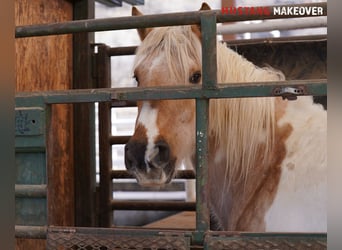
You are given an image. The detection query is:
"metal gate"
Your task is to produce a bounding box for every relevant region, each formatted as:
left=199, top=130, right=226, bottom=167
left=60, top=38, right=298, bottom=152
left=15, top=2, right=327, bottom=249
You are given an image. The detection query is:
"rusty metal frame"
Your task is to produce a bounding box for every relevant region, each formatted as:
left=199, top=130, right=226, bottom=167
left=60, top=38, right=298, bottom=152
left=15, top=2, right=327, bottom=249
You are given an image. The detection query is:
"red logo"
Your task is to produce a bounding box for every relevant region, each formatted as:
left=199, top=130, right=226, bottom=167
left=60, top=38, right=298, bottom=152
left=221, top=6, right=271, bottom=16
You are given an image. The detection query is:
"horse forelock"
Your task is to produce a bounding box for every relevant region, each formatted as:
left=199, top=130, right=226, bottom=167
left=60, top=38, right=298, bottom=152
left=133, top=26, right=202, bottom=85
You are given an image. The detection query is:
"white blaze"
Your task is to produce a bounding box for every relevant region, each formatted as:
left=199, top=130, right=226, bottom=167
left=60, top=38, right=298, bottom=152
left=136, top=101, right=159, bottom=168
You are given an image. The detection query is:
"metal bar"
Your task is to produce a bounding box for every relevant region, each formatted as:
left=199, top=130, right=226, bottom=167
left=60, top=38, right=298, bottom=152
left=73, top=0, right=97, bottom=228
left=193, top=12, right=216, bottom=242
left=109, top=135, right=130, bottom=145
left=111, top=170, right=195, bottom=179
left=15, top=80, right=327, bottom=104
left=96, top=44, right=113, bottom=227
left=217, top=16, right=327, bottom=35
left=225, top=34, right=326, bottom=46
left=103, top=36, right=327, bottom=60
left=111, top=100, right=137, bottom=107
left=15, top=184, right=47, bottom=198
left=111, top=201, right=196, bottom=211
left=113, top=182, right=185, bottom=192
left=195, top=99, right=210, bottom=239
left=102, top=35, right=327, bottom=59
left=107, top=46, right=136, bottom=56
left=15, top=225, right=47, bottom=239
left=201, top=12, right=217, bottom=89
left=122, top=0, right=144, bottom=5
left=15, top=3, right=326, bottom=38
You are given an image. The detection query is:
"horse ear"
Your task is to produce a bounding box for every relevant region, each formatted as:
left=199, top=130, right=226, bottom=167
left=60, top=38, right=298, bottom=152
left=132, top=6, right=152, bottom=41
left=200, top=2, right=211, bottom=11
left=191, top=2, right=212, bottom=39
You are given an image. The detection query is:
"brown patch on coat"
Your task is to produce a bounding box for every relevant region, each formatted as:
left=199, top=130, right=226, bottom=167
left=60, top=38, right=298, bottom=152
left=275, top=97, right=288, bottom=121
left=233, top=121, right=293, bottom=231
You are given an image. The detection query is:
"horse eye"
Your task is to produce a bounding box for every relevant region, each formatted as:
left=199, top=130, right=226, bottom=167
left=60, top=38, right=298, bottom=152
left=189, top=72, right=201, bottom=84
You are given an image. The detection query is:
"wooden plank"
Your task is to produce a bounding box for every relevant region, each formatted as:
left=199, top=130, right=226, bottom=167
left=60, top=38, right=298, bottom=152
left=15, top=0, right=73, bottom=249
left=144, top=211, right=196, bottom=230
left=15, top=239, right=45, bottom=250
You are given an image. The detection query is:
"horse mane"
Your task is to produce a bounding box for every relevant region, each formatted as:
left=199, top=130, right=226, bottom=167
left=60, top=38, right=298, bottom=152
left=211, top=42, right=285, bottom=187
left=134, top=25, right=285, bottom=188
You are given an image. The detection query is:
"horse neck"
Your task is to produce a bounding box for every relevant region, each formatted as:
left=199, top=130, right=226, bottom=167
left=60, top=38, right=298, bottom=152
left=209, top=43, right=284, bottom=188
left=207, top=44, right=288, bottom=230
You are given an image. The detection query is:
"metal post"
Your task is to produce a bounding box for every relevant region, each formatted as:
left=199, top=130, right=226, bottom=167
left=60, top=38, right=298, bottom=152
left=194, top=12, right=217, bottom=244
left=97, top=44, right=113, bottom=227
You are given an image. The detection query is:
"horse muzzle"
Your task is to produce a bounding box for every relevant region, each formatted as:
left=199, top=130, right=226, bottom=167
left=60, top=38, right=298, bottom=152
left=124, top=139, right=176, bottom=186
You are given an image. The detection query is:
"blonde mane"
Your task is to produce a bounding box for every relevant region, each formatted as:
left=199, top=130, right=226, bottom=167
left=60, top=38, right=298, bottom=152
left=211, top=42, right=285, bottom=187
left=134, top=26, right=285, bottom=187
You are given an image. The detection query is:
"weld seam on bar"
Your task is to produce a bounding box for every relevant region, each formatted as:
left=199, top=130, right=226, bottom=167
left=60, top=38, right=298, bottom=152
left=15, top=225, right=47, bottom=239
left=15, top=184, right=47, bottom=198
left=15, top=3, right=326, bottom=38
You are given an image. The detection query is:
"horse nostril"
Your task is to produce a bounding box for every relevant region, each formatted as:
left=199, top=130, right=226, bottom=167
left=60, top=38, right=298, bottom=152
left=155, top=141, right=170, bottom=165
left=124, top=144, right=134, bottom=170
left=124, top=141, right=147, bottom=171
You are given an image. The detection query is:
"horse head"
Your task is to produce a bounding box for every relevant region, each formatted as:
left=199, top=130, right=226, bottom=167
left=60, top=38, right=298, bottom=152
left=124, top=3, right=210, bottom=187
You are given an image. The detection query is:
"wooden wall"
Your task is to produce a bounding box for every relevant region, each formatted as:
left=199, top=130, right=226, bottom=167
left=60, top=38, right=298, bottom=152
left=15, top=0, right=74, bottom=249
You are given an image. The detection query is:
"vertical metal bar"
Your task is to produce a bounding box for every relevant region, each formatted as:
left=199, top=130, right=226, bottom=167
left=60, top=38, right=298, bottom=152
left=73, top=0, right=96, bottom=227
left=194, top=12, right=217, bottom=244
left=97, top=44, right=113, bottom=227
left=201, top=12, right=217, bottom=89
left=195, top=98, right=210, bottom=233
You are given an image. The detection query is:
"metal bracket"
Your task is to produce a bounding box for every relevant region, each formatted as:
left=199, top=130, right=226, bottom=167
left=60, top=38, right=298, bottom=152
left=273, top=86, right=305, bottom=100
left=15, top=107, right=45, bottom=136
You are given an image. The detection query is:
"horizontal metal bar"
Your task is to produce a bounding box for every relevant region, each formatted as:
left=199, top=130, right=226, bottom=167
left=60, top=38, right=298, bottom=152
left=218, top=16, right=327, bottom=35
left=111, top=170, right=195, bottom=179
left=107, top=46, right=136, bottom=56
left=225, top=34, right=326, bottom=46
left=104, top=36, right=327, bottom=59
left=15, top=80, right=327, bottom=104
left=48, top=226, right=190, bottom=239
left=113, top=182, right=185, bottom=192
left=15, top=3, right=326, bottom=38
left=109, top=135, right=130, bottom=145
left=16, top=89, right=112, bottom=104
left=111, top=100, right=136, bottom=107
left=15, top=184, right=47, bottom=198
left=111, top=201, right=196, bottom=211
left=15, top=225, right=47, bottom=239
left=113, top=80, right=327, bottom=101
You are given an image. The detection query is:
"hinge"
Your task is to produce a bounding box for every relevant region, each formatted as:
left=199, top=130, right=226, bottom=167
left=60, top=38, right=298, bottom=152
left=273, top=86, right=305, bottom=100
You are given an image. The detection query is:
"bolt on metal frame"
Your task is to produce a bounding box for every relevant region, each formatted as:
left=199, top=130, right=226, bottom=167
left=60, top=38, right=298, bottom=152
left=15, top=2, right=327, bottom=248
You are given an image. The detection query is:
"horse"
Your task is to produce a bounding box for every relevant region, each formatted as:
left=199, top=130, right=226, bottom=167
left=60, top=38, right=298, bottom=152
left=124, top=3, right=327, bottom=232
